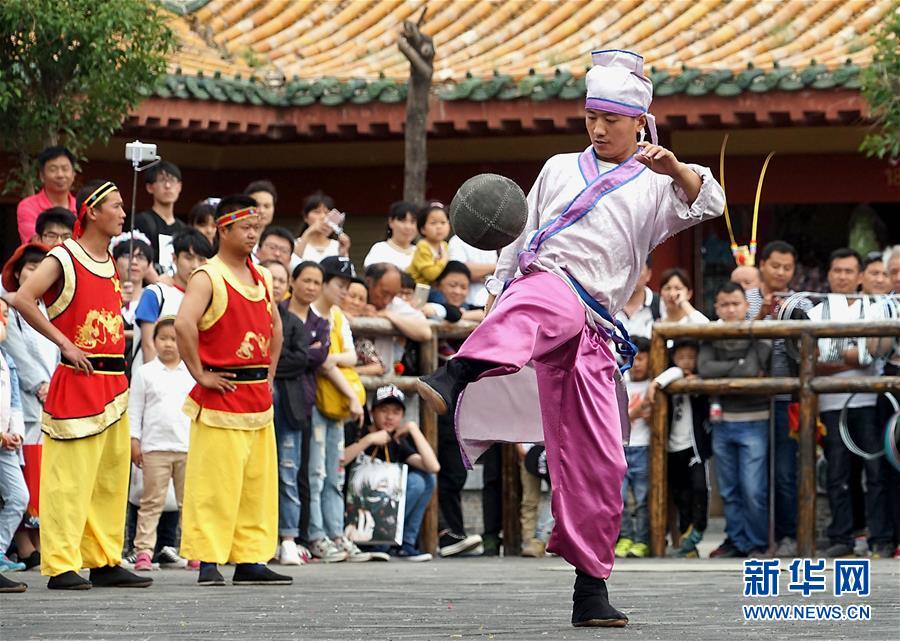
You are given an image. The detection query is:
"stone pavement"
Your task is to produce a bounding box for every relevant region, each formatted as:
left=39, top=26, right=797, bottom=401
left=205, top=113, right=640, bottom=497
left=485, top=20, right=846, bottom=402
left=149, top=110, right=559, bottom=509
left=3, top=557, right=897, bottom=641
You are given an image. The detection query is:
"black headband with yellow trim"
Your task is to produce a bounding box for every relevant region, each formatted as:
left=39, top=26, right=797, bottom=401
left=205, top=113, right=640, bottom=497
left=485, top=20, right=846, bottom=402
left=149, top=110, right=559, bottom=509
left=74, top=181, right=119, bottom=239
left=80, top=181, right=118, bottom=216
left=216, top=206, right=258, bottom=228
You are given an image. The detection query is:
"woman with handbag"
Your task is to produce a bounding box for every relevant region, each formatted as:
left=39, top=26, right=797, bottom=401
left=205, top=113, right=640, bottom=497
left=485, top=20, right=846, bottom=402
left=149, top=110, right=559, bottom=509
left=308, top=256, right=368, bottom=563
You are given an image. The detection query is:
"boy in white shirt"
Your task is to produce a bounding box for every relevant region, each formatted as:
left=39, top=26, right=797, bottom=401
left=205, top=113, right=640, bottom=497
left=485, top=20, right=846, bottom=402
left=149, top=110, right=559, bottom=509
left=135, top=229, right=212, bottom=365
left=129, top=317, right=196, bottom=571
left=615, top=337, right=652, bottom=559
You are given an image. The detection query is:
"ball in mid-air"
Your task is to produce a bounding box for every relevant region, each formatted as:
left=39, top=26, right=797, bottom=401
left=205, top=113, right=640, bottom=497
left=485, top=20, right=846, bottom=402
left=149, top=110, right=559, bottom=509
left=449, top=173, right=528, bottom=251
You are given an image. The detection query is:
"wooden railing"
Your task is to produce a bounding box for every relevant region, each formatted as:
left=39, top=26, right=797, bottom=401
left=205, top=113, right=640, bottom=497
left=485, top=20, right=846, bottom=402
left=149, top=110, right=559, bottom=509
left=648, top=320, right=900, bottom=558
left=351, top=317, right=528, bottom=556
left=351, top=315, right=900, bottom=559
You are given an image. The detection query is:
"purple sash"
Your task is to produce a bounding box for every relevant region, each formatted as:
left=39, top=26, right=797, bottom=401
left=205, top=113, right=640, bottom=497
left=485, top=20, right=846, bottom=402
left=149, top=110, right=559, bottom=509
left=518, top=147, right=645, bottom=273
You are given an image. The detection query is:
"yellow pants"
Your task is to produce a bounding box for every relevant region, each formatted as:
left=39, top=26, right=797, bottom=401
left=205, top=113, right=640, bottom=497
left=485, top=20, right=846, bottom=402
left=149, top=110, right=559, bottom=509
left=180, top=420, right=277, bottom=564
left=40, top=415, right=130, bottom=576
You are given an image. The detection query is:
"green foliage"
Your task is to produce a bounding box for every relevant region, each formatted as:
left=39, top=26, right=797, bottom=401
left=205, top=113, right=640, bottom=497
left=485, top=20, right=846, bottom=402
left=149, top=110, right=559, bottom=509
left=859, top=8, right=899, bottom=161
left=0, top=0, right=175, bottom=195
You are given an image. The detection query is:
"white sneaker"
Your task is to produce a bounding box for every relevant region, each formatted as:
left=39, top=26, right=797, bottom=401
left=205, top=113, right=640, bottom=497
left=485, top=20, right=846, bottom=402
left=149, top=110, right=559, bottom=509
left=775, top=537, right=797, bottom=558
left=296, top=543, right=312, bottom=563
left=309, top=538, right=348, bottom=563
left=337, top=537, right=372, bottom=562
left=157, top=546, right=188, bottom=569
left=279, top=540, right=304, bottom=566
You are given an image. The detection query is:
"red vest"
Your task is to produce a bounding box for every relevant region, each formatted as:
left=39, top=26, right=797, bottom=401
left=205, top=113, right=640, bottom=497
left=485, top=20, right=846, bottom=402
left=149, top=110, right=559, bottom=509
left=41, top=239, right=128, bottom=439
left=183, top=257, right=274, bottom=429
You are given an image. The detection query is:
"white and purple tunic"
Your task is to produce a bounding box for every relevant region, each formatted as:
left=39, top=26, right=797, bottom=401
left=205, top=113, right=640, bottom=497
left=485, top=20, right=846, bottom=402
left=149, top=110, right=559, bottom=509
left=455, top=147, right=724, bottom=578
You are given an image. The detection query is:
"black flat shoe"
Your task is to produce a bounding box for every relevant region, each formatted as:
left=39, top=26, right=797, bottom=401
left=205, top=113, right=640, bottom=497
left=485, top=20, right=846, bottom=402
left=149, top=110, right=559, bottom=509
left=571, top=571, right=628, bottom=628
left=47, top=570, right=91, bottom=591
left=22, top=550, right=41, bottom=570
left=417, top=370, right=455, bottom=415
left=198, top=563, right=225, bottom=586
left=0, top=572, right=28, bottom=593
left=89, top=565, right=153, bottom=588
left=232, top=564, right=292, bottom=585
left=417, top=358, right=493, bottom=416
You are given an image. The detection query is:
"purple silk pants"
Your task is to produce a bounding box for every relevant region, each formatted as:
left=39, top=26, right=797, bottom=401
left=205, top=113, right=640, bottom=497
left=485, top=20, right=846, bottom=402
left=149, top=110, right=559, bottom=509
left=455, top=271, right=626, bottom=578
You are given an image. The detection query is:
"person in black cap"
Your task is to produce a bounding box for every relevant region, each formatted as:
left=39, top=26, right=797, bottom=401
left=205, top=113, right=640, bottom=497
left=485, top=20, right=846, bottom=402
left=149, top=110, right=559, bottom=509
left=343, top=385, right=440, bottom=562
left=308, top=255, right=366, bottom=563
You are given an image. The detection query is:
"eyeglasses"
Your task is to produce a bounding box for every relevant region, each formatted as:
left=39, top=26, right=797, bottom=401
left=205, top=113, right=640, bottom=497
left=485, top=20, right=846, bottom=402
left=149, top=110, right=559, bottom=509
left=261, top=241, right=290, bottom=255
left=153, top=175, right=181, bottom=186
left=41, top=231, right=72, bottom=243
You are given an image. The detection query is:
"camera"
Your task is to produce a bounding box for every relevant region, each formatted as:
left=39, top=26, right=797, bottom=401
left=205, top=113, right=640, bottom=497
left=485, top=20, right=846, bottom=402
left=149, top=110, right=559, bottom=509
left=125, top=141, right=159, bottom=163
left=325, top=209, right=346, bottom=240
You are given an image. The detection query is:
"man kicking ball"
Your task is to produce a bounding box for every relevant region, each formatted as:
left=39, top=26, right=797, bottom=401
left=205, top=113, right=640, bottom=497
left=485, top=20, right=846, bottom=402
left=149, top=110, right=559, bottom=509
left=418, top=49, right=725, bottom=627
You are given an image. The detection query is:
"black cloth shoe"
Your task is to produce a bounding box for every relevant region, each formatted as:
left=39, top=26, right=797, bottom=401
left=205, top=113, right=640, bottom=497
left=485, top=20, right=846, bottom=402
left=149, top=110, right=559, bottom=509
left=198, top=563, right=225, bottom=586
left=232, top=563, right=292, bottom=585
left=481, top=533, right=501, bottom=557
left=710, top=540, right=746, bottom=558
left=23, top=550, right=41, bottom=570
left=571, top=571, right=628, bottom=628
left=0, top=572, right=28, bottom=593
left=825, top=542, right=854, bottom=558
left=47, top=570, right=91, bottom=591
left=417, top=358, right=494, bottom=416
left=89, top=565, right=153, bottom=588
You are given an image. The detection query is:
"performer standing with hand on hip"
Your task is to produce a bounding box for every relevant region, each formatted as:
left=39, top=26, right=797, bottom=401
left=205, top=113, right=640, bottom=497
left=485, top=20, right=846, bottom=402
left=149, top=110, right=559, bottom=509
left=14, top=179, right=151, bottom=590
left=175, top=195, right=290, bottom=586
left=418, top=49, right=725, bottom=627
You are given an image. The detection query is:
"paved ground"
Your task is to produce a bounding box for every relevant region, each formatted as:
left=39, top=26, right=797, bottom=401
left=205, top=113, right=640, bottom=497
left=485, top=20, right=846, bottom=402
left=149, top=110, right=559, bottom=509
left=3, top=556, right=897, bottom=641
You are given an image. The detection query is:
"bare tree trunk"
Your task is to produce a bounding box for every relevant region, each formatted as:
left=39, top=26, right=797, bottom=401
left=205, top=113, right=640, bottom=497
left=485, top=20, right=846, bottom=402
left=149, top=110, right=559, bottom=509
left=18, top=150, right=35, bottom=196
left=398, top=7, right=434, bottom=204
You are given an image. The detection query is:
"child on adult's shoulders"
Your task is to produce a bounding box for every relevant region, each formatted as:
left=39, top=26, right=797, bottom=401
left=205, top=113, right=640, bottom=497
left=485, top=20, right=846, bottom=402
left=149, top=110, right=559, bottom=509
left=342, top=385, right=439, bottom=562
left=408, top=202, right=450, bottom=286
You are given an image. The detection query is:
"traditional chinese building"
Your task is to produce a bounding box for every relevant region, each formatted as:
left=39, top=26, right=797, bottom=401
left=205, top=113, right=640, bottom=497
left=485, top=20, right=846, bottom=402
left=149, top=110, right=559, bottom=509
left=4, top=0, right=897, bottom=301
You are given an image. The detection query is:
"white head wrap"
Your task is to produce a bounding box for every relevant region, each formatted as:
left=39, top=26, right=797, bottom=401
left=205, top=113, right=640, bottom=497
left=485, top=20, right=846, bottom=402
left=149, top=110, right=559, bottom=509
left=585, top=49, right=657, bottom=144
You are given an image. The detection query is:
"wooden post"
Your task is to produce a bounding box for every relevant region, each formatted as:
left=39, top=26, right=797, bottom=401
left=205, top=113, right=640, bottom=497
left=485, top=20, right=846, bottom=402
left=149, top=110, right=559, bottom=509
left=418, top=333, right=439, bottom=555
left=796, top=331, right=818, bottom=558
left=648, top=331, right=669, bottom=557
left=501, top=444, right=522, bottom=556
left=398, top=7, right=434, bottom=204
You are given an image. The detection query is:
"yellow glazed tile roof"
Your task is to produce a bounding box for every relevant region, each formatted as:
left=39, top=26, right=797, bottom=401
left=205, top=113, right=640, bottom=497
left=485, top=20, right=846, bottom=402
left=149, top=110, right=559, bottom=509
left=162, top=0, right=891, bottom=81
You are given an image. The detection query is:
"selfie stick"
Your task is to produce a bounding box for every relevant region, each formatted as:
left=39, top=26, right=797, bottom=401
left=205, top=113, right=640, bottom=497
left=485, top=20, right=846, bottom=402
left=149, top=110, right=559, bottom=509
left=124, top=142, right=161, bottom=277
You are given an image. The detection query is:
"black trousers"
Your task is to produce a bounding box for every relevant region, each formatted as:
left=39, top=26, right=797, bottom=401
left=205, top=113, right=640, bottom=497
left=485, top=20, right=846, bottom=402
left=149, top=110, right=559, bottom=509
left=877, top=363, right=900, bottom=545
left=668, top=448, right=708, bottom=534
left=297, top=422, right=313, bottom=541
left=437, top=414, right=468, bottom=535
left=821, top=407, right=891, bottom=546
left=480, top=444, right=503, bottom=537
